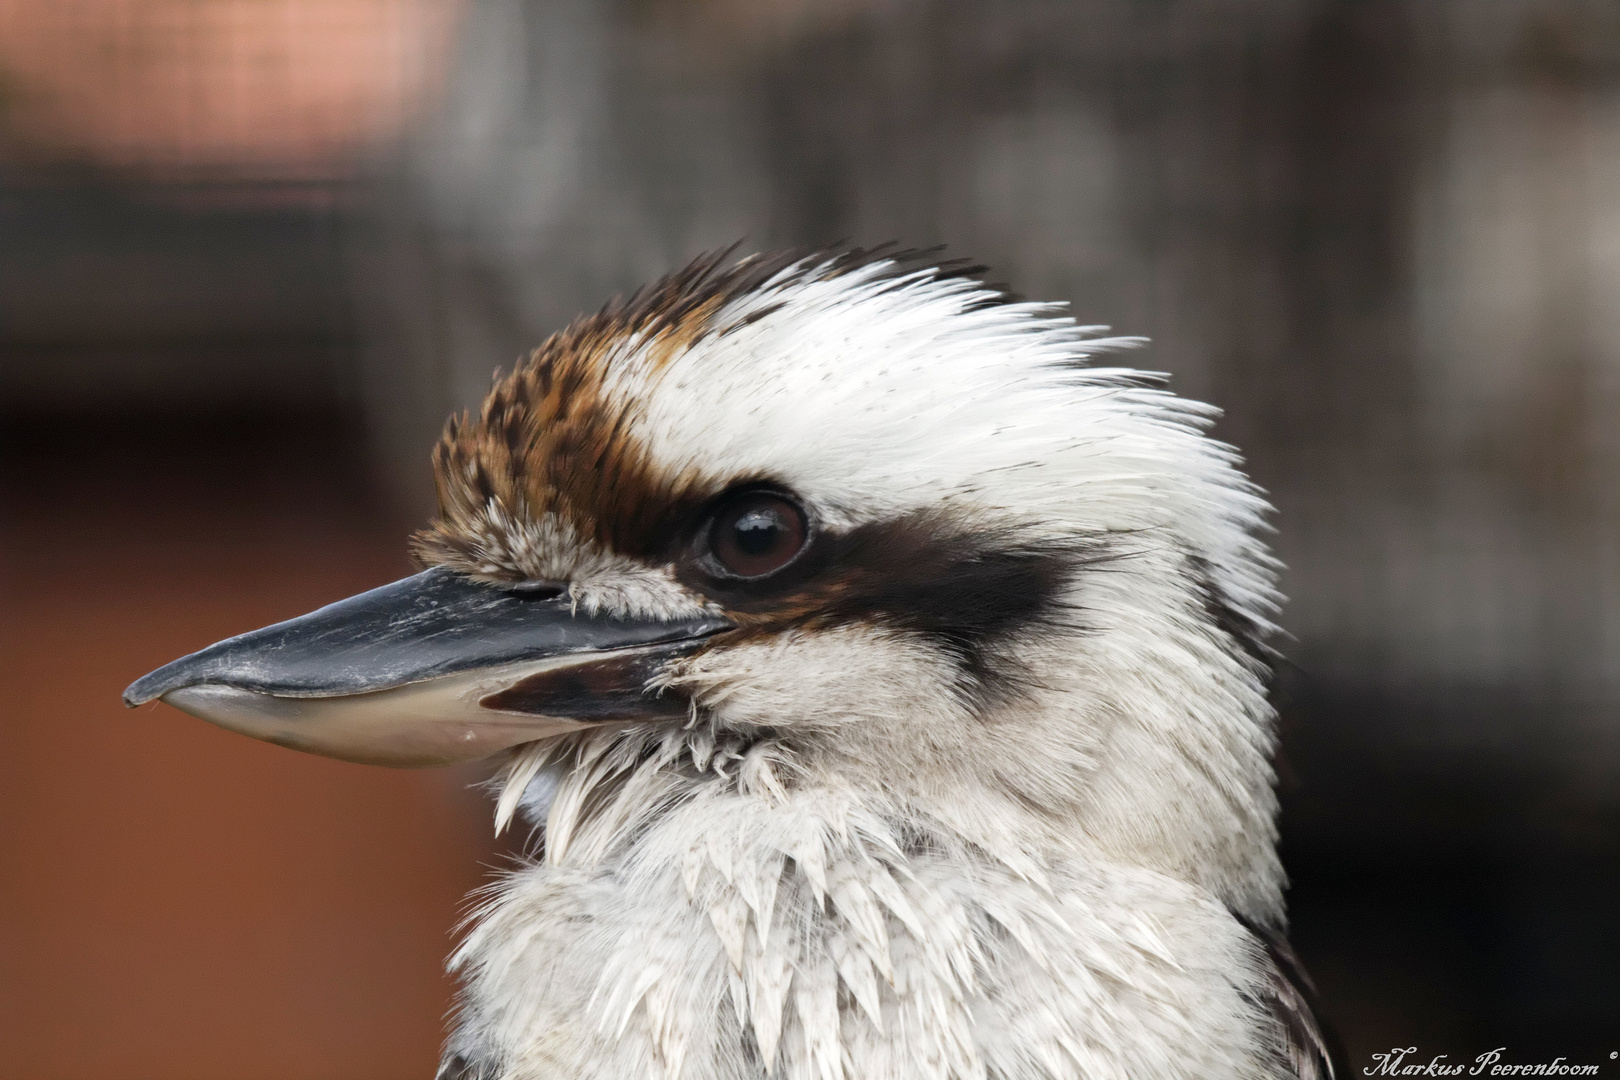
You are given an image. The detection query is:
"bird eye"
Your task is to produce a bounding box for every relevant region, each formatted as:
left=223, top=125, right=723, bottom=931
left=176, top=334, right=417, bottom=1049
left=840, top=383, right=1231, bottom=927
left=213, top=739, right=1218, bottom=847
left=708, top=492, right=809, bottom=578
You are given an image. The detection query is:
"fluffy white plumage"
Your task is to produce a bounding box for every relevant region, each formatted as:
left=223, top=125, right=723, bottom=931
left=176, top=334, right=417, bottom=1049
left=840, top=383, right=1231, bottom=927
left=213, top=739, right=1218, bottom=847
left=432, top=252, right=1318, bottom=1080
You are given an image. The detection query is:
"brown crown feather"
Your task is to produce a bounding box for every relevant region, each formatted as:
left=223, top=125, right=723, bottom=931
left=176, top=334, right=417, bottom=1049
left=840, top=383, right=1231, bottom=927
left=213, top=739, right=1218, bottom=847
left=411, top=245, right=993, bottom=577
left=412, top=248, right=802, bottom=574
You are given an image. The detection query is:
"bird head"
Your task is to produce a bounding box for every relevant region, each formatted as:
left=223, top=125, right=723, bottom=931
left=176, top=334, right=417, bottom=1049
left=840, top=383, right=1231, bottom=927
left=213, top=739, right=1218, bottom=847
left=126, top=248, right=1281, bottom=909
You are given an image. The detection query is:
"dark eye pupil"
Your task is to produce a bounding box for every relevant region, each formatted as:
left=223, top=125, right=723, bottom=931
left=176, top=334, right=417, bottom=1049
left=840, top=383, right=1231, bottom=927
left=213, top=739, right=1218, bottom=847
left=708, top=492, right=808, bottom=578
left=733, top=510, right=784, bottom=555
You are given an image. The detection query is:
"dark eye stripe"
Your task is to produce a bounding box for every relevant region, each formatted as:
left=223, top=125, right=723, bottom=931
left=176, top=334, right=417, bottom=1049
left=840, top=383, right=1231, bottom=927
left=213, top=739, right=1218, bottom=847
left=685, top=508, right=1130, bottom=711
left=805, top=519, right=1105, bottom=683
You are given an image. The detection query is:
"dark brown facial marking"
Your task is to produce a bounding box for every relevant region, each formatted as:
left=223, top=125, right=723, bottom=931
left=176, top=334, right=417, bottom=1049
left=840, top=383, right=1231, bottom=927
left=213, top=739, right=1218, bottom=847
left=678, top=507, right=1129, bottom=710
left=1185, top=552, right=1274, bottom=671
left=480, top=643, right=698, bottom=721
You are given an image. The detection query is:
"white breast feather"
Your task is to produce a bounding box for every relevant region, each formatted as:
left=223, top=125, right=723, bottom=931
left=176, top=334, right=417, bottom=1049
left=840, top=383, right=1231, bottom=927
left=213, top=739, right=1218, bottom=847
left=452, top=727, right=1284, bottom=1080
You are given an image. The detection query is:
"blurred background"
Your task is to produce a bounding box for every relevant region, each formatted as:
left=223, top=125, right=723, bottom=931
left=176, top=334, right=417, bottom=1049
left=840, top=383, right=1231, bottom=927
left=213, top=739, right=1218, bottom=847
left=2, top=0, right=1617, bottom=1076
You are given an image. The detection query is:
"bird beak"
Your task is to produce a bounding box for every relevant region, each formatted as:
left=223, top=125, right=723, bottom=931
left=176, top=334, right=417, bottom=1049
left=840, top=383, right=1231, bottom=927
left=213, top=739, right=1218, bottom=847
left=123, top=566, right=732, bottom=767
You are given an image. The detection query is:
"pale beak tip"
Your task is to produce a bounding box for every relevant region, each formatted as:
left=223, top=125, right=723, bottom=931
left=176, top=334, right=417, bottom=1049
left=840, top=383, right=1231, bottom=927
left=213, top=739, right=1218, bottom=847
left=122, top=679, right=159, bottom=709
left=123, top=664, right=189, bottom=709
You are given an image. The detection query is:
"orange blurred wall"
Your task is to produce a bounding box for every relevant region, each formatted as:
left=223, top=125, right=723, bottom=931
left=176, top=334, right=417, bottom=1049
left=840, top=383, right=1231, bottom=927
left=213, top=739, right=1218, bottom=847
left=0, top=0, right=464, bottom=180
left=0, top=421, right=503, bottom=1080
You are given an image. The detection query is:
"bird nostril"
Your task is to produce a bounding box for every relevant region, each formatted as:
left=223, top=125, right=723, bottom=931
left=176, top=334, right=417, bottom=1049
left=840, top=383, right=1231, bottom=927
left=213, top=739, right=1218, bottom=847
left=506, top=581, right=567, bottom=602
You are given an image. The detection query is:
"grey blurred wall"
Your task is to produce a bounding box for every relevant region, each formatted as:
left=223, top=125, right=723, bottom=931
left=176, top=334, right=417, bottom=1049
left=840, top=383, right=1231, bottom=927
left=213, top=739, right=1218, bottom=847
left=364, top=0, right=1620, bottom=729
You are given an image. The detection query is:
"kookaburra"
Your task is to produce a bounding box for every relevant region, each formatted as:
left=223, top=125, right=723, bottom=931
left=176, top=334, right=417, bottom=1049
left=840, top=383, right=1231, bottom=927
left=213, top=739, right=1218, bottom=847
left=127, top=249, right=1336, bottom=1080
